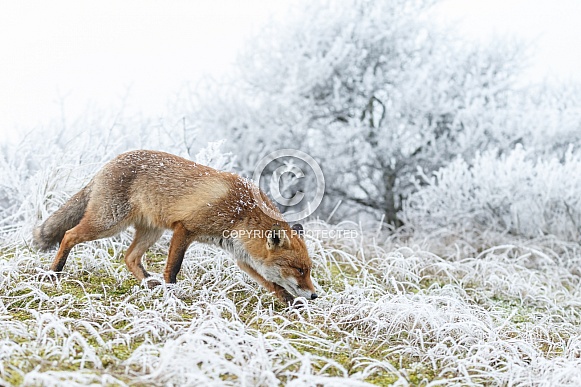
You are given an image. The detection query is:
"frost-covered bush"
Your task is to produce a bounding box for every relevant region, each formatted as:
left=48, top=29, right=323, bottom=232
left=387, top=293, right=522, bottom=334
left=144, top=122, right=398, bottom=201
left=191, top=0, right=531, bottom=225
left=0, top=134, right=109, bottom=236
left=524, top=83, right=581, bottom=155
left=402, top=146, right=581, bottom=240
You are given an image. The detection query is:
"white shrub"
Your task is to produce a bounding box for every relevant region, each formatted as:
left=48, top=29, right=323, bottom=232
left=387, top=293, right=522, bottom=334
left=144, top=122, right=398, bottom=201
left=402, top=146, right=581, bottom=240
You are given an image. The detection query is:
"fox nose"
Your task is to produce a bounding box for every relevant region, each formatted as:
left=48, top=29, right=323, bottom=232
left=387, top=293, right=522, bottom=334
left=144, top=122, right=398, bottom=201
left=310, top=293, right=318, bottom=300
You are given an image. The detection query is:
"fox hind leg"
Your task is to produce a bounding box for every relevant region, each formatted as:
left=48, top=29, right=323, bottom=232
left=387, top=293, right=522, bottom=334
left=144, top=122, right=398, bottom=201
left=50, top=216, right=114, bottom=273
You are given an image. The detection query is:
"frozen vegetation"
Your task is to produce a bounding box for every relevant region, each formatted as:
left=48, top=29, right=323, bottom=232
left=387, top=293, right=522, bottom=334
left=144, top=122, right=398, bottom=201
left=2, top=201, right=581, bottom=385
left=2, top=0, right=581, bottom=385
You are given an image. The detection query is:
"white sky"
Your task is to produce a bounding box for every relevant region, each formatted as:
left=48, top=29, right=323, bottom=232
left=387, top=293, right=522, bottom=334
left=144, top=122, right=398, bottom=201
left=434, top=0, right=581, bottom=82
left=1, top=0, right=580, bottom=144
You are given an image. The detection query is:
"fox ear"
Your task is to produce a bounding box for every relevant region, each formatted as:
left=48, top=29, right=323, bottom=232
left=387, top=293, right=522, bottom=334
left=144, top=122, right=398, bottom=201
left=267, top=224, right=290, bottom=250
left=291, top=223, right=304, bottom=239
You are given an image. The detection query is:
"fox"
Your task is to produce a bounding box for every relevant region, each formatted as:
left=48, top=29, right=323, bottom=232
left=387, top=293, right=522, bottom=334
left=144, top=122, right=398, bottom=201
left=33, top=150, right=317, bottom=305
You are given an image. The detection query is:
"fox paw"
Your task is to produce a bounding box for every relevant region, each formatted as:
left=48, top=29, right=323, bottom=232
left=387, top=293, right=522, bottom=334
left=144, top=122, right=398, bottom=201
left=143, top=277, right=162, bottom=289
left=280, top=290, right=305, bottom=309
left=291, top=298, right=307, bottom=309
left=42, top=271, right=62, bottom=283
left=281, top=292, right=295, bottom=305
left=273, top=283, right=306, bottom=308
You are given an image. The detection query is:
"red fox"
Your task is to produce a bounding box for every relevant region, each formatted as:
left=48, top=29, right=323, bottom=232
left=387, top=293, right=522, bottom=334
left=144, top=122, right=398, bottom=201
left=33, top=150, right=317, bottom=304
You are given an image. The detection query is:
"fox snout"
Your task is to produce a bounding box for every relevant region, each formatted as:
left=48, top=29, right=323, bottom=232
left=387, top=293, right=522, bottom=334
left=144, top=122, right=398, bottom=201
left=280, top=274, right=318, bottom=301
left=285, top=284, right=317, bottom=301
left=297, top=287, right=318, bottom=300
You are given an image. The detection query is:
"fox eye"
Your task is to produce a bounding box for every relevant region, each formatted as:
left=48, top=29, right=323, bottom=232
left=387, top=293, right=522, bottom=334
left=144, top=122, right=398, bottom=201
left=296, top=268, right=305, bottom=276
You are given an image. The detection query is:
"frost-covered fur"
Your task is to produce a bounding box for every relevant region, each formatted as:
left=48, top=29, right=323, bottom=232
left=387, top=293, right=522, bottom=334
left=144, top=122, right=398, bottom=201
left=33, top=183, right=93, bottom=251
left=33, top=150, right=316, bottom=304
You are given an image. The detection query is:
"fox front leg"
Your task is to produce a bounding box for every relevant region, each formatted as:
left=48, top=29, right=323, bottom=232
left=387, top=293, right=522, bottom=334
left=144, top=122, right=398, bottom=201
left=237, top=260, right=295, bottom=305
left=164, top=222, right=195, bottom=284
left=272, top=283, right=295, bottom=304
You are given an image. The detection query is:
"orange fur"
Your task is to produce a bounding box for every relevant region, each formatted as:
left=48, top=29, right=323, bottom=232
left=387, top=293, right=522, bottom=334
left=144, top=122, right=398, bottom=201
left=34, top=150, right=317, bottom=304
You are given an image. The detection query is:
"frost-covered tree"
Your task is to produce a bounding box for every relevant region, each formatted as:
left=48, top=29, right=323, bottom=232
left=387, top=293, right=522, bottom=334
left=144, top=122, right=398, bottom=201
left=521, top=83, right=581, bottom=156
left=193, top=0, right=527, bottom=225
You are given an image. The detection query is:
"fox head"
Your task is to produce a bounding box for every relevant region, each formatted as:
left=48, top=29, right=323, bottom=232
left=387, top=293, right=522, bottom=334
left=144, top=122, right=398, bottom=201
left=245, top=223, right=317, bottom=300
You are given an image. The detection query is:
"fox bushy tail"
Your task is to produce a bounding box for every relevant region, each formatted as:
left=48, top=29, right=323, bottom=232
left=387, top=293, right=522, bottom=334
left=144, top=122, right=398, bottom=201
left=33, top=184, right=92, bottom=251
